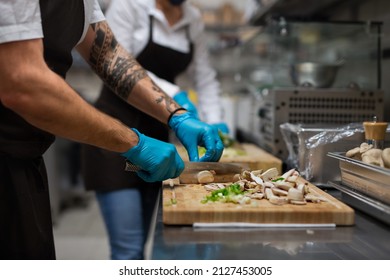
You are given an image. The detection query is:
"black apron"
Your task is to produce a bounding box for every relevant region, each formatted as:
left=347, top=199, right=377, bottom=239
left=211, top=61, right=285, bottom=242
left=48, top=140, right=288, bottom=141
left=0, top=0, right=85, bottom=259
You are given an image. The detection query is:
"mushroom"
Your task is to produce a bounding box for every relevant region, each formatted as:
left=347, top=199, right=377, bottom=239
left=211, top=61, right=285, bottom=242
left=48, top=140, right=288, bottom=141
left=359, top=142, right=373, bottom=153
left=272, top=187, right=288, bottom=196
left=204, top=183, right=225, bottom=191
left=249, top=172, right=264, bottom=184
left=382, top=148, right=390, bottom=168
left=280, top=168, right=296, bottom=180
left=265, top=188, right=288, bottom=205
left=305, top=194, right=322, bottom=203
left=274, top=181, right=295, bottom=191
left=260, top=168, right=279, bottom=182
left=296, top=183, right=309, bottom=195
left=361, top=148, right=384, bottom=167
left=249, top=193, right=265, bottom=200
left=287, top=187, right=304, bottom=201
left=197, top=170, right=215, bottom=184
left=346, top=147, right=361, bottom=159
left=290, top=200, right=307, bottom=205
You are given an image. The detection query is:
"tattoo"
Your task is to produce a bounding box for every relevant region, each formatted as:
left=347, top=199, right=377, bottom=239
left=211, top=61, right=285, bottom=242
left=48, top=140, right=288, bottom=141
left=151, top=80, right=178, bottom=113
left=89, top=22, right=147, bottom=99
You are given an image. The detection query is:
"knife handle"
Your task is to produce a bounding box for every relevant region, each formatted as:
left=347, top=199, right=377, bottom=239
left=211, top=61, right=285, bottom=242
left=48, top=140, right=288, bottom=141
left=124, top=160, right=141, bottom=172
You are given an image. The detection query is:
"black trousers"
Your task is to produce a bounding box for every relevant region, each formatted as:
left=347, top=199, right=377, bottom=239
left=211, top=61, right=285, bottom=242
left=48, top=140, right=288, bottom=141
left=0, top=156, right=56, bottom=260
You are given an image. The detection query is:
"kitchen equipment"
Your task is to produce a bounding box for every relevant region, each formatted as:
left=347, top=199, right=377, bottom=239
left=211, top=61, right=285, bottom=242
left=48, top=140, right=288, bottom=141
left=329, top=181, right=390, bottom=226
left=290, top=62, right=342, bottom=88
left=244, top=87, right=384, bottom=161
left=328, top=151, right=390, bottom=225
left=363, top=120, right=388, bottom=149
left=162, top=178, right=354, bottom=225
left=328, top=152, right=390, bottom=206
left=125, top=161, right=245, bottom=183
left=280, top=124, right=390, bottom=186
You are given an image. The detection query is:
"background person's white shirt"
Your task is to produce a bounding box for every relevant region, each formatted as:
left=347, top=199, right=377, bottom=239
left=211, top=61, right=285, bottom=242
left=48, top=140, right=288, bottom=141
left=0, top=0, right=105, bottom=46
left=105, top=0, right=224, bottom=124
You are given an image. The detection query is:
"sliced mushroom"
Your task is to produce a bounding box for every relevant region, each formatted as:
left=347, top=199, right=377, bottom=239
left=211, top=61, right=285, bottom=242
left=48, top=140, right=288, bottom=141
left=274, top=181, right=295, bottom=191
left=248, top=193, right=265, bottom=200
left=266, top=188, right=288, bottom=205
left=382, top=148, right=390, bottom=168
left=260, top=167, right=279, bottom=181
left=281, top=168, right=296, bottom=180
left=197, top=170, right=215, bottom=184
left=287, top=187, right=304, bottom=201
left=346, top=146, right=361, bottom=159
left=290, top=200, right=307, bottom=205
left=362, top=148, right=384, bottom=167
left=286, top=175, right=299, bottom=183
left=360, top=142, right=373, bottom=153
left=204, top=183, right=226, bottom=191
left=304, top=194, right=321, bottom=203
left=263, top=181, right=275, bottom=189
left=296, top=183, right=309, bottom=195
left=271, top=187, right=288, bottom=196
left=250, top=172, right=264, bottom=184
left=233, top=173, right=241, bottom=182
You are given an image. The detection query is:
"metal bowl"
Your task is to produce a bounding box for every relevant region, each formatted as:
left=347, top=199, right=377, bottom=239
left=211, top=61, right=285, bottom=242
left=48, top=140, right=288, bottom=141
left=290, top=62, right=342, bottom=88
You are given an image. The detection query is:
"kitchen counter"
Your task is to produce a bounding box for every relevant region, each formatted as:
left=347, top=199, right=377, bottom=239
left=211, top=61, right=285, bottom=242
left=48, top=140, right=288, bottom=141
left=148, top=189, right=390, bottom=260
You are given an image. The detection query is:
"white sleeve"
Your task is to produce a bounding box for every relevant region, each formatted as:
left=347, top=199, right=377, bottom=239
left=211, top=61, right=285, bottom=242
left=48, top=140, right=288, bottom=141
left=106, top=0, right=180, bottom=97
left=90, top=0, right=105, bottom=23
left=187, top=18, right=224, bottom=124
left=0, top=0, right=43, bottom=43
left=147, top=71, right=180, bottom=98
left=105, top=0, right=136, bottom=52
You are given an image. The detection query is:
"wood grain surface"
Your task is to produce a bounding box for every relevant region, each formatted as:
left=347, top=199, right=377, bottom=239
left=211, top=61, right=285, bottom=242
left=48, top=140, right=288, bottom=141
left=177, top=143, right=283, bottom=173
left=162, top=178, right=355, bottom=226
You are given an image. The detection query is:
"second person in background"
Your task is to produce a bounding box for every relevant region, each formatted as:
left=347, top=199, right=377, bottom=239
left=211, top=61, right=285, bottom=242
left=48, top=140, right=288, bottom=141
left=81, top=0, right=229, bottom=260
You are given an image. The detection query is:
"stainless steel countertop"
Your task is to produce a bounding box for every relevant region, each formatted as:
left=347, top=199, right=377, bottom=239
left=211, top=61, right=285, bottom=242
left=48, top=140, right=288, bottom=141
left=148, top=189, right=390, bottom=260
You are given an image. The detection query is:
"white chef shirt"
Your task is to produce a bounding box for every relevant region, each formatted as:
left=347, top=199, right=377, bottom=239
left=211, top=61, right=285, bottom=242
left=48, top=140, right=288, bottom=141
left=0, top=0, right=105, bottom=46
left=105, top=0, right=223, bottom=124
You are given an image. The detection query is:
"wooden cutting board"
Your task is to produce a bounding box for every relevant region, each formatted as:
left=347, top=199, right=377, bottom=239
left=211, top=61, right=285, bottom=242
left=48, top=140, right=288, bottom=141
left=162, top=178, right=354, bottom=226
left=177, top=143, right=283, bottom=173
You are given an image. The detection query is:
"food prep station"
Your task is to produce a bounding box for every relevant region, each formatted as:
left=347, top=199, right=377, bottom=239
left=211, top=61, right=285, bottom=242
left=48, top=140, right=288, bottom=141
left=48, top=0, right=390, bottom=260
left=144, top=141, right=390, bottom=260
left=143, top=12, right=390, bottom=260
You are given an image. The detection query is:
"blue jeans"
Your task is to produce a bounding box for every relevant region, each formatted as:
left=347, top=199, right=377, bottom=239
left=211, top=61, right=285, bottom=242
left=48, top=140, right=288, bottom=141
left=96, top=189, right=145, bottom=260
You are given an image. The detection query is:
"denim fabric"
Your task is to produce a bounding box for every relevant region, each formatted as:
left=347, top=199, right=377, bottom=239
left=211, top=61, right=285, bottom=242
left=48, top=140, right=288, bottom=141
left=96, top=189, right=144, bottom=260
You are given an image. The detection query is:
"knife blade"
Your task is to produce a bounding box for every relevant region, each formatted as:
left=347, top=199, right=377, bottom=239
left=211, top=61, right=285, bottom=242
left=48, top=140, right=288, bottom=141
left=124, top=160, right=246, bottom=183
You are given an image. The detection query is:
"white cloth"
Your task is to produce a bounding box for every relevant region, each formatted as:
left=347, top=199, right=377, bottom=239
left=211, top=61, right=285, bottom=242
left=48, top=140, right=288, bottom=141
left=105, top=0, right=224, bottom=124
left=0, top=0, right=105, bottom=45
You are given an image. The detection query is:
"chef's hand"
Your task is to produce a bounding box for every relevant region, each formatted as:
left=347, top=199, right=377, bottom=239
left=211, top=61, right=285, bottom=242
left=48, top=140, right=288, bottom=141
left=212, top=122, right=230, bottom=134
left=121, top=129, right=185, bottom=182
left=173, top=91, right=199, bottom=119
left=169, top=112, right=224, bottom=162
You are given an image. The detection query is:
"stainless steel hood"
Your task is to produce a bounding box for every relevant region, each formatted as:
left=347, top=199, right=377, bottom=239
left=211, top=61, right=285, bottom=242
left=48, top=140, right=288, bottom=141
left=251, top=0, right=364, bottom=24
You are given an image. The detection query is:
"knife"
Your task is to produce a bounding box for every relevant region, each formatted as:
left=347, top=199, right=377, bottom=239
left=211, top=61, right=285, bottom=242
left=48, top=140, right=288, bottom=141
left=124, top=160, right=246, bottom=183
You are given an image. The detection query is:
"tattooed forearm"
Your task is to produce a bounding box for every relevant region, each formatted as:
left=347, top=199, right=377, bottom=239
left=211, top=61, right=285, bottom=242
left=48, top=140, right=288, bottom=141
left=152, top=80, right=179, bottom=113
left=89, top=22, right=147, bottom=100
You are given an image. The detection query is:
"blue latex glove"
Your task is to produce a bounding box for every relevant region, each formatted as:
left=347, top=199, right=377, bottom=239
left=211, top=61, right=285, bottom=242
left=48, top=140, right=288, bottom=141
left=121, top=129, right=185, bottom=182
left=212, top=122, right=230, bottom=134
left=173, top=91, right=199, bottom=119
left=169, top=112, right=224, bottom=162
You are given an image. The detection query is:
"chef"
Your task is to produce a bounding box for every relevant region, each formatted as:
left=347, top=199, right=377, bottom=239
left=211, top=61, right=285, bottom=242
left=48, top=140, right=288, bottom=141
left=0, top=0, right=223, bottom=259
left=81, top=0, right=229, bottom=260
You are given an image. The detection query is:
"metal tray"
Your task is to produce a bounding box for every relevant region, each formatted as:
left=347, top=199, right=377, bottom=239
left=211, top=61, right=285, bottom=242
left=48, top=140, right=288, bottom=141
left=329, top=181, right=390, bottom=226
left=328, top=152, right=390, bottom=205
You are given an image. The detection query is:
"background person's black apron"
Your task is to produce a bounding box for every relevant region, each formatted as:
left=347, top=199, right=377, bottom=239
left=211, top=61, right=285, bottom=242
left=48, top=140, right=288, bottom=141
left=81, top=15, right=194, bottom=251
left=0, top=0, right=85, bottom=259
